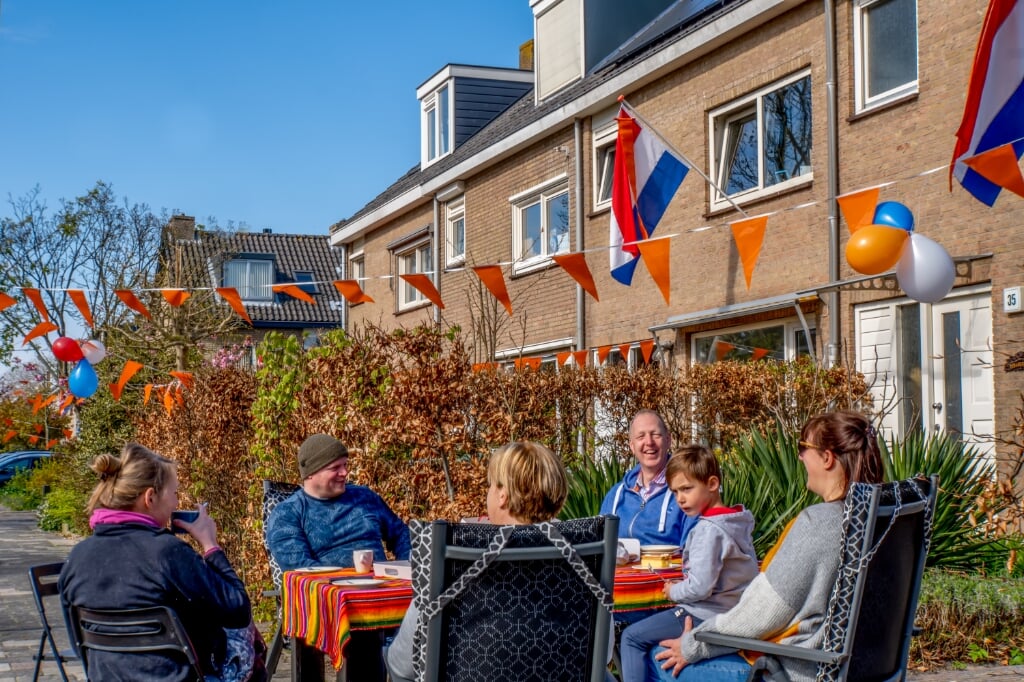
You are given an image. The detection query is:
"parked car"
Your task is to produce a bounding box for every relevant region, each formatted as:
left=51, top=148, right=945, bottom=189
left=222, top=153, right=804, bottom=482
left=0, top=451, right=51, bottom=486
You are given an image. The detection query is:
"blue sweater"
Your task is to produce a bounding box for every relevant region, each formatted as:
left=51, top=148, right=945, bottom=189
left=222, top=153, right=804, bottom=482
left=266, top=485, right=410, bottom=570
left=599, top=465, right=699, bottom=547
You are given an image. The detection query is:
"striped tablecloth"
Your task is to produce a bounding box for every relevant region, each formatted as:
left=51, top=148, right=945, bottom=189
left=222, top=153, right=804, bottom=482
left=282, top=564, right=676, bottom=669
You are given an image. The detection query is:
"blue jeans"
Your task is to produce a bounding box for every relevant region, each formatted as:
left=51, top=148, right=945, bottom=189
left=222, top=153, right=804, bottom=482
left=620, top=609, right=698, bottom=682
left=650, top=650, right=751, bottom=682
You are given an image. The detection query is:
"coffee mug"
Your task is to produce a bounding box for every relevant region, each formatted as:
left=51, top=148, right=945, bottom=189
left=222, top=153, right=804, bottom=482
left=353, top=549, right=374, bottom=574
left=171, top=509, right=199, bottom=534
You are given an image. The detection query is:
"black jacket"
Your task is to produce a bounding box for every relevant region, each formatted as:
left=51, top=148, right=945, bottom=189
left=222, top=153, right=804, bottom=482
left=60, top=522, right=251, bottom=681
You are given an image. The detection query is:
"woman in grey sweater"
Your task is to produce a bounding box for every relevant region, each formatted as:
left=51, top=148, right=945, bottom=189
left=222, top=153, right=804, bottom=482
left=651, top=411, right=884, bottom=682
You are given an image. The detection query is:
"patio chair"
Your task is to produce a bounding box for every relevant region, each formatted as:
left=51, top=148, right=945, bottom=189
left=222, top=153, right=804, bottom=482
left=694, top=474, right=938, bottom=682
left=387, top=515, right=618, bottom=682
left=261, top=478, right=300, bottom=676
left=68, top=605, right=205, bottom=681
left=27, top=562, right=80, bottom=682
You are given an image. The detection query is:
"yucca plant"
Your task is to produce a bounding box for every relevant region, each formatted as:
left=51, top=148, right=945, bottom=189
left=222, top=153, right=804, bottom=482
left=559, top=454, right=630, bottom=520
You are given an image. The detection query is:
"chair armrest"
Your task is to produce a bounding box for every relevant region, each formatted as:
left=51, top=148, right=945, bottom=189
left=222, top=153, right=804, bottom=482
left=693, top=632, right=845, bottom=665
left=262, top=588, right=281, bottom=599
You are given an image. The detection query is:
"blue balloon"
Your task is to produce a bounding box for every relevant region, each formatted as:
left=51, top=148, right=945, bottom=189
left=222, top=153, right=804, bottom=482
left=872, top=201, right=914, bottom=232
left=69, top=359, right=99, bottom=398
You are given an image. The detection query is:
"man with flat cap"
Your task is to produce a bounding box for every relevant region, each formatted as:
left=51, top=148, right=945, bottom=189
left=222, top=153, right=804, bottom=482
left=266, top=434, right=409, bottom=682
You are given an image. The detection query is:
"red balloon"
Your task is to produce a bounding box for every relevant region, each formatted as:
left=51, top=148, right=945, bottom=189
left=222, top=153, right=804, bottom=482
left=52, top=336, right=84, bottom=362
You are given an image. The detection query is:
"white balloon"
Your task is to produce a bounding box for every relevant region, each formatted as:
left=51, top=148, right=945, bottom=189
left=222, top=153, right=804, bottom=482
left=81, top=339, right=107, bottom=364
left=896, top=233, right=955, bottom=304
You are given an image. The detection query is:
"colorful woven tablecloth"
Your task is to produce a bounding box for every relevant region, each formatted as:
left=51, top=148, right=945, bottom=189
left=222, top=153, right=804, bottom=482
left=283, top=564, right=676, bottom=668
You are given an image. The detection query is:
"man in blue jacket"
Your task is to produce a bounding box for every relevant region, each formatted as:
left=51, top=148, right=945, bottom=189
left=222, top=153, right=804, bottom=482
left=267, top=434, right=409, bottom=682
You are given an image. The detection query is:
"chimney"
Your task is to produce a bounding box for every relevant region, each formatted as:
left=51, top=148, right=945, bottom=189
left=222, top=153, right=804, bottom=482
left=519, top=39, right=534, bottom=71
left=167, top=214, right=196, bottom=241
left=263, top=228, right=273, bottom=234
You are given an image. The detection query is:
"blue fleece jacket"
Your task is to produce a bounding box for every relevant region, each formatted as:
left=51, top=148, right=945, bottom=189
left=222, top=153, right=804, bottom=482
left=599, top=465, right=699, bottom=547
left=266, top=484, right=410, bottom=570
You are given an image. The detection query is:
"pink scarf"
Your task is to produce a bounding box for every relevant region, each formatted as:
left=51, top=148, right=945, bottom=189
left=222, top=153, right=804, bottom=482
left=89, top=508, right=162, bottom=530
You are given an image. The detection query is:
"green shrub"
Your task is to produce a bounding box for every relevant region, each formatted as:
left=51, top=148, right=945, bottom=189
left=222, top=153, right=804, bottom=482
left=0, top=468, right=42, bottom=510
left=559, top=455, right=629, bottom=520
left=38, top=487, right=88, bottom=533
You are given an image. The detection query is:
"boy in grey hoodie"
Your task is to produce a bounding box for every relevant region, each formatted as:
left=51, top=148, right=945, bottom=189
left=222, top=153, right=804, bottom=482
left=620, top=445, right=758, bottom=682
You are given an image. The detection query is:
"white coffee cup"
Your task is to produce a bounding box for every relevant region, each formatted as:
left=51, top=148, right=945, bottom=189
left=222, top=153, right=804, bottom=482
left=353, top=549, right=374, bottom=574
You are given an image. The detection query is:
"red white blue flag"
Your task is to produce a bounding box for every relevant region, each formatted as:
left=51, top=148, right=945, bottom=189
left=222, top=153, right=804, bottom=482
left=951, top=0, right=1024, bottom=206
left=610, top=106, right=688, bottom=285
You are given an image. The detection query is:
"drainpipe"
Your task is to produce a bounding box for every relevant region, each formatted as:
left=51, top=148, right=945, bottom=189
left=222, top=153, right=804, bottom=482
left=574, top=118, right=586, bottom=351
left=825, top=0, right=840, bottom=367
left=433, top=196, right=441, bottom=325
left=339, top=243, right=348, bottom=333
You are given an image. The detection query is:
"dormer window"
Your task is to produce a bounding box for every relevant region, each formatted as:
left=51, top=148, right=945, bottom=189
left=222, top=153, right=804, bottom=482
left=223, top=257, right=273, bottom=302
left=423, top=84, right=451, bottom=165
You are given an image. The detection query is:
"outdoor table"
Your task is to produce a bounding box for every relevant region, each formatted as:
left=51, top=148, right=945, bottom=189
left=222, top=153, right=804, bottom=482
left=282, top=563, right=676, bottom=680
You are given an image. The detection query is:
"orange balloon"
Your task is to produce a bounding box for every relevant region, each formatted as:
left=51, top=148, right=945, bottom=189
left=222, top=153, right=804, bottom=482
left=845, top=224, right=909, bottom=275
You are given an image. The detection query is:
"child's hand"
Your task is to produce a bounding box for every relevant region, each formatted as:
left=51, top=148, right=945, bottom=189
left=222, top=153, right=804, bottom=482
left=662, top=580, right=679, bottom=599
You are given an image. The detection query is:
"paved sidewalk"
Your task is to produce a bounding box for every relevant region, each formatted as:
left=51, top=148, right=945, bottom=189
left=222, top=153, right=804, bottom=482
left=1, top=504, right=1021, bottom=681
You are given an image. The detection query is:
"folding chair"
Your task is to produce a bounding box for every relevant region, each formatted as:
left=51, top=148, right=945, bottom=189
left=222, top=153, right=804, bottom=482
left=694, top=475, right=938, bottom=682
left=27, top=562, right=79, bottom=682
left=388, top=515, right=618, bottom=682
left=69, top=605, right=205, bottom=681
left=261, top=479, right=300, bottom=676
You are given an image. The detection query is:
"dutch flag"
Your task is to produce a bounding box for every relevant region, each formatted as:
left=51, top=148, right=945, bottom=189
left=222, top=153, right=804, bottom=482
left=951, top=0, right=1024, bottom=206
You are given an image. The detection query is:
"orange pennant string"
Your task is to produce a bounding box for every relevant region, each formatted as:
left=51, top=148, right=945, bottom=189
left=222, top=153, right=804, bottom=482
left=169, top=371, right=194, bottom=389
left=144, top=384, right=153, bottom=405
left=556, top=351, right=571, bottom=366
left=552, top=253, right=600, bottom=301
left=572, top=350, right=589, bottom=368
left=597, top=345, right=613, bottom=365
left=752, top=348, right=771, bottom=361
left=523, top=357, right=542, bottom=371
left=639, top=340, right=655, bottom=364
left=175, top=386, right=185, bottom=406
left=46, top=439, right=60, bottom=449
left=163, top=387, right=174, bottom=415
left=21, top=288, right=50, bottom=323
left=472, top=266, right=513, bottom=317
left=63, top=429, right=73, bottom=440
left=836, top=187, right=881, bottom=234
left=730, top=216, right=769, bottom=290
left=332, top=280, right=375, bottom=304
left=618, top=344, right=633, bottom=362
left=636, top=237, right=671, bottom=305
left=59, top=395, right=74, bottom=413
left=0, top=291, right=17, bottom=313
left=399, top=274, right=445, bottom=309
left=160, top=289, right=191, bottom=307
left=67, top=290, right=95, bottom=328
left=115, top=290, right=153, bottom=320
left=215, top=288, right=253, bottom=325
left=272, top=284, right=316, bottom=305
left=109, top=360, right=144, bottom=401
left=33, top=422, right=45, bottom=433
left=3, top=431, right=16, bottom=443
left=31, top=394, right=42, bottom=414
left=962, top=144, right=1024, bottom=200
left=22, top=321, right=58, bottom=346
left=109, top=383, right=123, bottom=401
left=28, top=435, right=39, bottom=445
left=715, top=341, right=736, bottom=361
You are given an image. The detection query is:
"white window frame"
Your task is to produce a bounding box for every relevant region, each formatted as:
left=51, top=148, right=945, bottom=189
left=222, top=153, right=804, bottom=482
left=510, top=175, right=571, bottom=275
left=853, top=0, right=919, bottom=113
left=349, top=252, right=366, bottom=306
left=395, top=239, right=433, bottom=312
left=691, top=318, right=815, bottom=364
left=422, top=83, right=452, bottom=166
left=445, top=197, right=466, bottom=267
left=223, top=258, right=274, bottom=303
left=708, top=70, right=813, bottom=211
left=593, top=121, right=617, bottom=211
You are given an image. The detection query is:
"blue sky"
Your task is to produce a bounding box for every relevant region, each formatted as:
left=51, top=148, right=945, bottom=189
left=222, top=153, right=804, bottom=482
left=0, top=1, right=534, bottom=234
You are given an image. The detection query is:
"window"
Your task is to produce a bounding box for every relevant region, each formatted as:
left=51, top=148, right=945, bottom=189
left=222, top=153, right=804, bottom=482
left=693, top=320, right=815, bottom=364
left=294, top=271, right=317, bottom=295
left=854, top=0, right=918, bottom=111
left=710, top=72, right=812, bottom=207
left=423, top=84, right=451, bottom=164
left=396, top=240, right=433, bottom=310
left=593, top=119, right=617, bottom=210
left=446, top=198, right=466, bottom=266
left=348, top=253, right=367, bottom=306
left=223, top=258, right=273, bottom=302
left=511, top=177, right=570, bottom=273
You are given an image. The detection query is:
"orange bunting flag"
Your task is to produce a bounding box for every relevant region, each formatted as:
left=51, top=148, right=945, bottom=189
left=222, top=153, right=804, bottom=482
left=752, top=347, right=771, bottom=361
left=636, top=237, right=671, bottom=305
left=59, top=394, right=75, bottom=413
left=33, top=422, right=44, bottom=434
left=836, top=187, right=881, bottom=234
left=28, top=435, right=39, bottom=445
left=0, top=291, right=17, bottom=313
left=556, top=351, right=572, bottom=366
left=63, top=429, right=73, bottom=440
left=46, top=438, right=60, bottom=449
left=3, top=431, right=16, bottom=443
left=572, top=350, right=589, bottom=368
left=115, top=290, right=153, bottom=320
left=160, top=289, right=191, bottom=307
left=472, top=266, right=512, bottom=316
left=30, top=394, right=42, bottom=414
left=962, top=144, right=1024, bottom=200
left=399, top=274, right=445, bottom=309
left=272, top=284, right=316, bottom=305
left=639, top=339, right=655, bottom=364
left=333, top=280, right=375, bottom=304
left=214, top=287, right=253, bottom=325
left=552, top=253, right=600, bottom=301
left=144, top=384, right=153, bottom=405
left=715, top=341, right=736, bottom=361
left=471, top=362, right=494, bottom=372
left=32, top=395, right=56, bottom=415
left=163, top=387, right=174, bottom=415
left=22, top=321, right=58, bottom=346
left=169, top=371, right=194, bottom=389
left=109, top=360, right=144, bottom=401
left=597, top=345, right=613, bottom=365
left=21, top=288, right=50, bottom=322
left=67, top=290, right=95, bottom=328
left=175, top=386, right=185, bottom=406
left=730, top=216, right=769, bottom=290
left=618, top=344, right=633, bottom=361
left=523, top=357, right=542, bottom=371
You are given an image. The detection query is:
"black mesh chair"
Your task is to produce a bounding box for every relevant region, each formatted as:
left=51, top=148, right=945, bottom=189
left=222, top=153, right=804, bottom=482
left=68, top=605, right=205, bottom=681
left=261, top=479, right=300, bottom=676
left=27, top=562, right=79, bottom=682
left=389, top=515, right=618, bottom=682
left=695, top=475, right=937, bottom=682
